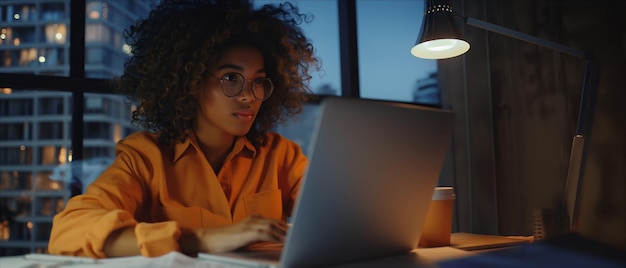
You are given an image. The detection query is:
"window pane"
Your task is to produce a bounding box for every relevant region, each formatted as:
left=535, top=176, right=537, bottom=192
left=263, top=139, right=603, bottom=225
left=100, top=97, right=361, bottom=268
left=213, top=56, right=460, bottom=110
left=0, top=122, right=32, bottom=141
left=356, top=0, right=438, bottom=104
left=84, top=1, right=152, bottom=78
left=0, top=96, right=33, bottom=116
left=0, top=146, right=33, bottom=165
left=39, top=96, right=66, bottom=115
left=40, top=2, right=66, bottom=21
left=255, top=0, right=341, bottom=96
left=272, top=102, right=321, bottom=156
left=38, top=122, right=65, bottom=140
left=41, top=23, right=67, bottom=44
left=0, top=170, right=32, bottom=191
left=0, top=48, right=36, bottom=67
left=0, top=25, right=36, bottom=46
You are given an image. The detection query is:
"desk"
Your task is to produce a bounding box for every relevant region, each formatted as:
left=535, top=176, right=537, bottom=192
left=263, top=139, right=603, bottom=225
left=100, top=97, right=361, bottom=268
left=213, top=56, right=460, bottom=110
left=448, top=232, right=533, bottom=252
left=0, top=233, right=531, bottom=268
left=2, top=233, right=621, bottom=268
left=0, top=247, right=472, bottom=268
left=438, top=233, right=626, bottom=268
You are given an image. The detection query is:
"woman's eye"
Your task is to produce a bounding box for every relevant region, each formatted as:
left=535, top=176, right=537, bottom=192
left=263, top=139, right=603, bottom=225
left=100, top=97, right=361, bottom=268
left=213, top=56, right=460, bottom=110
left=223, top=73, right=242, bottom=82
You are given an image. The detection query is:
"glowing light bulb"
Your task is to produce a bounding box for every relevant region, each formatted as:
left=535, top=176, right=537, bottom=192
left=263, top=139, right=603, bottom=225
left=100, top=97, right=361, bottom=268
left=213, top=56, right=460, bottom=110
left=425, top=40, right=457, bottom=51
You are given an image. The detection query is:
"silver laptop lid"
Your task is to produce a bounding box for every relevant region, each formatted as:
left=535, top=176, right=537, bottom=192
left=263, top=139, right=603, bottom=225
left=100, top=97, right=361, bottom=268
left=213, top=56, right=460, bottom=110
left=282, top=97, right=456, bottom=267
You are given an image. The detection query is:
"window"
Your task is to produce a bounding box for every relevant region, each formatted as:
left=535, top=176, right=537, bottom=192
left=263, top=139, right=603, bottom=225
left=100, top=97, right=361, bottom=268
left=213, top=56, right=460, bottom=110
left=38, top=122, right=65, bottom=140
left=40, top=3, right=66, bottom=21
left=39, top=96, right=66, bottom=115
left=85, top=23, right=110, bottom=43
left=0, top=146, right=33, bottom=165
left=256, top=0, right=341, bottom=95
left=0, top=98, right=33, bottom=116
left=84, top=122, right=111, bottom=140
left=0, top=27, right=12, bottom=45
left=356, top=0, right=437, bottom=104
left=273, top=103, right=321, bottom=155
left=39, top=47, right=66, bottom=66
left=34, top=170, right=62, bottom=190
left=38, top=145, right=68, bottom=166
left=42, top=23, right=67, bottom=44
left=0, top=48, right=39, bottom=67
left=6, top=4, right=37, bottom=22
left=0, top=122, right=32, bottom=141
left=11, top=26, right=36, bottom=44
left=83, top=146, right=114, bottom=159
left=0, top=170, right=32, bottom=191
left=86, top=1, right=102, bottom=20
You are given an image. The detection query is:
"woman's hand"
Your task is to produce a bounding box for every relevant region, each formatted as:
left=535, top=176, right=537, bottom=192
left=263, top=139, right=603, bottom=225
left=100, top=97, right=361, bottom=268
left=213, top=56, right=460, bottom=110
left=181, top=215, right=288, bottom=254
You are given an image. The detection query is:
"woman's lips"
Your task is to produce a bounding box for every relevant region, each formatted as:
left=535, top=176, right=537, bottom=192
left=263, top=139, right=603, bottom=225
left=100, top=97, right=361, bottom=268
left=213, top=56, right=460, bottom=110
left=234, top=109, right=254, bottom=121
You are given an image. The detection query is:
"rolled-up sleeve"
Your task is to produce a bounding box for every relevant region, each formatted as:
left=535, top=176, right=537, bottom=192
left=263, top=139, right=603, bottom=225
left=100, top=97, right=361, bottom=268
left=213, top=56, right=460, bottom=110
left=48, top=133, right=170, bottom=258
left=135, top=221, right=181, bottom=256
left=49, top=196, right=140, bottom=257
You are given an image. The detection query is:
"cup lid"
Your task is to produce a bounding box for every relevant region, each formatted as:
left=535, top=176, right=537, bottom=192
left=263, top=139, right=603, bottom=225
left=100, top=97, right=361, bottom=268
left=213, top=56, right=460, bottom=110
left=432, top=186, right=456, bottom=200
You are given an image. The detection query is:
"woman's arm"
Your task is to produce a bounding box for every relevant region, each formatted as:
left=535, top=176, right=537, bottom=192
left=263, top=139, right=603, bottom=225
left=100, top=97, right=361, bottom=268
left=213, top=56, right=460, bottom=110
left=48, top=133, right=154, bottom=258
left=191, top=216, right=288, bottom=254
left=103, top=216, right=287, bottom=257
left=103, top=226, right=140, bottom=257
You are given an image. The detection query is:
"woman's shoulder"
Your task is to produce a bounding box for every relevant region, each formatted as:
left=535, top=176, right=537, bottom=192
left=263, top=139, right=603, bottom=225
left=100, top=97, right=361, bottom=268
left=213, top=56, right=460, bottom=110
left=119, top=131, right=160, bottom=146
left=116, top=131, right=167, bottom=156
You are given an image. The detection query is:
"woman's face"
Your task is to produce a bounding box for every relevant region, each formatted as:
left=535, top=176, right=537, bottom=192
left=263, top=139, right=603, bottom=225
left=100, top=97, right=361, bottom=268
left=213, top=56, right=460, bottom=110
left=195, top=46, right=266, bottom=138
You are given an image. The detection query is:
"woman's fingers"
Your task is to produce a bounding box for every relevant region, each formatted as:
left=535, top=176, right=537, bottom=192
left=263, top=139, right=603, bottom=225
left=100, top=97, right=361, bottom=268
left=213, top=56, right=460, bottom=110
left=197, top=216, right=289, bottom=253
left=244, top=216, right=287, bottom=242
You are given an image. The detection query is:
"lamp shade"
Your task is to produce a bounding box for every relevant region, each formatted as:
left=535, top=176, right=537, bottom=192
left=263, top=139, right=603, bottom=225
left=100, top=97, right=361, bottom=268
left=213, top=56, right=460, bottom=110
left=411, top=0, right=470, bottom=59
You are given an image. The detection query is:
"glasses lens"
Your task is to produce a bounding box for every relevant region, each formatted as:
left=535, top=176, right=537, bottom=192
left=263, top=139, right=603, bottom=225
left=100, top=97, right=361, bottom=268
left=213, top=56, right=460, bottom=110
left=221, top=73, right=244, bottom=97
left=252, top=78, right=274, bottom=101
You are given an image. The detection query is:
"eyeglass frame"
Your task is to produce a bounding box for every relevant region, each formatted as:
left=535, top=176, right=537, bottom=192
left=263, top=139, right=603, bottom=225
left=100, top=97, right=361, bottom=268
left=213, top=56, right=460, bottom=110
left=207, top=72, right=275, bottom=101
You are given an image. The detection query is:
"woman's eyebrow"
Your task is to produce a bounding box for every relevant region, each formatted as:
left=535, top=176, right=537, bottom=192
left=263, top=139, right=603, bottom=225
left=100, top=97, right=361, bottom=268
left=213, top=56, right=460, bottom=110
left=216, top=63, right=243, bottom=71
left=216, top=63, right=266, bottom=74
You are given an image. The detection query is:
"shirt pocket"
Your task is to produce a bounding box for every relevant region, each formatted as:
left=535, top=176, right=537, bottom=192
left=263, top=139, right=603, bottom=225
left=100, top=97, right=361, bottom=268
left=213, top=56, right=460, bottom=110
left=243, top=189, right=283, bottom=220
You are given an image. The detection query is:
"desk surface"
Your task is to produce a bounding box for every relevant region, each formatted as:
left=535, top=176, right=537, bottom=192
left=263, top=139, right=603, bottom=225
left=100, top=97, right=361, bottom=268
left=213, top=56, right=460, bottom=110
left=0, top=233, right=528, bottom=268
left=449, top=232, right=533, bottom=251
left=2, top=233, right=621, bottom=268
left=0, top=247, right=473, bottom=268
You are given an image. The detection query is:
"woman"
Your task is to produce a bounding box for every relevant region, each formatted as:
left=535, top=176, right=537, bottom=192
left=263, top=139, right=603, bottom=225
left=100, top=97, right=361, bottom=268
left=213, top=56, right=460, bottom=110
left=48, top=0, right=318, bottom=258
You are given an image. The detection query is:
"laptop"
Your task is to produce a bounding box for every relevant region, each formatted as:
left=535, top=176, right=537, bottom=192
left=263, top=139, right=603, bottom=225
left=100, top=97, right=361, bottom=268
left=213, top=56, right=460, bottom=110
left=199, top=97, right=456, bottom=267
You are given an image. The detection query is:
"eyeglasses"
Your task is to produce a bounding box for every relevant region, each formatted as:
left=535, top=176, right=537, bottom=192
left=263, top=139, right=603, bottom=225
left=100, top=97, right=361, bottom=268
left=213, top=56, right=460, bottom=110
left=208, top=72, right=274, bottom=101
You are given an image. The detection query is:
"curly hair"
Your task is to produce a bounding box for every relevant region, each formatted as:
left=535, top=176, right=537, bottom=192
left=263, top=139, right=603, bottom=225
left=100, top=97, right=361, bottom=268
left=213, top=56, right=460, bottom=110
left=115, top=0, right=320, bottom=146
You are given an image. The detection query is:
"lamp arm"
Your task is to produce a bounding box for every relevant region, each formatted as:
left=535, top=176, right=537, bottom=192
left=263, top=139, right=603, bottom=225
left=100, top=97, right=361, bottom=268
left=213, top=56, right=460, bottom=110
left=463, top=17, right=586, bottom=59
left=462, top=15, right=593, bottom=133
left=459, top=16, right=599, bottom=231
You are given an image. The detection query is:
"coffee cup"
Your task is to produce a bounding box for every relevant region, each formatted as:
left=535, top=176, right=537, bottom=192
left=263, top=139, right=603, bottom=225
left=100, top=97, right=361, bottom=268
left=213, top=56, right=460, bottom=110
left=418, top=186, right=455, bottom=247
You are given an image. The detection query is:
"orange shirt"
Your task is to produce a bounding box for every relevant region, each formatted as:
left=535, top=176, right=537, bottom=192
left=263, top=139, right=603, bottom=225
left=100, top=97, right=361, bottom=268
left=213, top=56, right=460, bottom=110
left=48, top=131, right=307, bottom=258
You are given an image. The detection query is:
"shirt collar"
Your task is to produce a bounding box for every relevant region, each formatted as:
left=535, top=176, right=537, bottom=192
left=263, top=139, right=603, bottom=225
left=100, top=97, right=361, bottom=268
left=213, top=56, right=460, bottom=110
left=173, top=132, right=257, bottom=163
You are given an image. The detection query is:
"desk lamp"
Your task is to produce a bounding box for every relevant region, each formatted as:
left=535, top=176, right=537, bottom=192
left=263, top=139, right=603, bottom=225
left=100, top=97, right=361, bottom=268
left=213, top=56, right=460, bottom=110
left=411, top=0, right=598, bottom=236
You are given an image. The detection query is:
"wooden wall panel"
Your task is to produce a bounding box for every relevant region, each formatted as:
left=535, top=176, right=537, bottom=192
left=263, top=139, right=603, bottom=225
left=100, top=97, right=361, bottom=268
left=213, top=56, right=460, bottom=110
left=438, top=0, right=626, bottom=250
